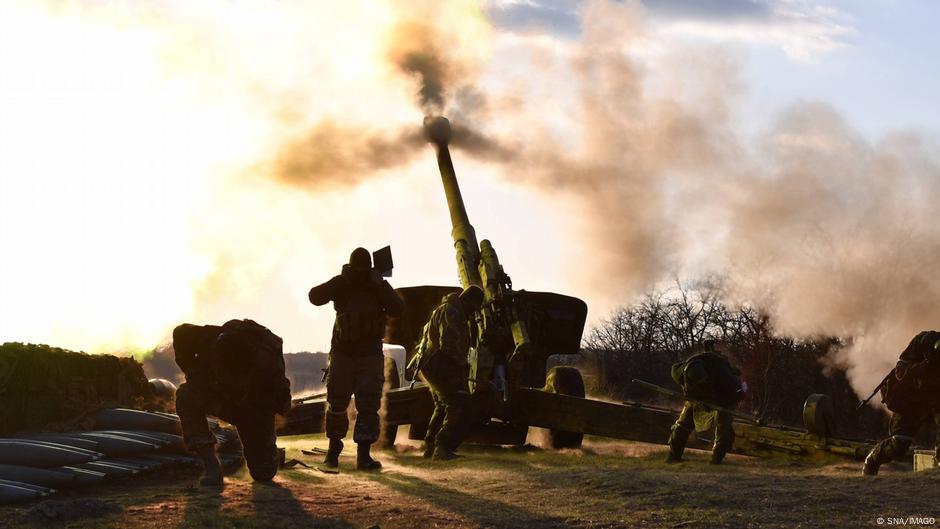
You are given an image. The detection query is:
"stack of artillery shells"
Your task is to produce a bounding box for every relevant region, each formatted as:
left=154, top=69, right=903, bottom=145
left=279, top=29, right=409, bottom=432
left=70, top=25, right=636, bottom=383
left=0, top=408, right=242, bottom=504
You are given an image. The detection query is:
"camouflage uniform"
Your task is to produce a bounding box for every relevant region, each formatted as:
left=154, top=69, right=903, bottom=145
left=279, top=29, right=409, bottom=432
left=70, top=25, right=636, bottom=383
left=667, top=347, right=742, bottom=464
left=309, top=250, right=402, bottom=467
left=418, top=292, right=475, bottom=459
left=174, top=321, right=292, bottom=483
left=864, top=331, right=940, bottom=475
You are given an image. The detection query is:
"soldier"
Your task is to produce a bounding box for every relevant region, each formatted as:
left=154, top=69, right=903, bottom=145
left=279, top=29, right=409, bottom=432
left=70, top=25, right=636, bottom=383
left=666, top=340, right=745, bottom=464
left=863, top=330, right=940, bottom=475
left=309, top=247, right=403, bottom=470
left=413, top=286, right=484, bottom=461
left=173, top=319, right=292, bottom=487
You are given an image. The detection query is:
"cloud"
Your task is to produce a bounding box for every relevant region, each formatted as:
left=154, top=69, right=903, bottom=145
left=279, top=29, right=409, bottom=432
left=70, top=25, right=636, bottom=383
left=656, top=1, right=856, bottom=60
left=486, top=0, right=856, bottom=60
left=646, top=0, right=773, bottom=21
left=486, top=0, right=581, bottom=37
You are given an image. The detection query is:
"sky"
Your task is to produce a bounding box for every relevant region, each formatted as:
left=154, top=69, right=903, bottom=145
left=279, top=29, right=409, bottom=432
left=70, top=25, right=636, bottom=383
left=489, top=0, right=939, bottom=137
left=1, top=1, right=938, bottom=396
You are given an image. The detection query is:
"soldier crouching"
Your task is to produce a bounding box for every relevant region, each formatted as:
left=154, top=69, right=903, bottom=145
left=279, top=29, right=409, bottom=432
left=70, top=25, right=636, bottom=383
left=864, top=330, right=940, bottom=475
left=173, top=320, right=292, bottom=487
left=666, top=340, right=745, bottom=465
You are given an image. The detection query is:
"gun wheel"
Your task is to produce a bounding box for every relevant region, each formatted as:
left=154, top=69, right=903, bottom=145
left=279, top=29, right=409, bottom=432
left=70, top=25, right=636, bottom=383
left=802, top=393, right=834, bottom=438
left=544, top=366, right=585, bottom=449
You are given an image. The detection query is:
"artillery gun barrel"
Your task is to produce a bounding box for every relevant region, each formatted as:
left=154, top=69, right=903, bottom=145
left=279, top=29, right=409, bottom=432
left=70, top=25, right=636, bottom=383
left=423, top=116, right=482, bottom=289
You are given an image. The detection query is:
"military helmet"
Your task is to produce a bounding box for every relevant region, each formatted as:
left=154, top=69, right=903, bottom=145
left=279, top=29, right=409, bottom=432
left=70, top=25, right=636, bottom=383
left=149, top=378, right=177, bottom=400
left=458, top=285, right=484, bottom=310
left=349, top=247, right=371, bottom=269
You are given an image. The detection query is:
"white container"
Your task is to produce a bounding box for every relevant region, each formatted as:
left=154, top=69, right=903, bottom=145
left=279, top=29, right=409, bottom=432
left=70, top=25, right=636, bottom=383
left=913, top=450, right=938, bottom=472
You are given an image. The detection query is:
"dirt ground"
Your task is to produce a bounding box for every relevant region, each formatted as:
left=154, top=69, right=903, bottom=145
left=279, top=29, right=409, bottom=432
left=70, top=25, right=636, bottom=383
left=2, top=434, right=938, bottom=529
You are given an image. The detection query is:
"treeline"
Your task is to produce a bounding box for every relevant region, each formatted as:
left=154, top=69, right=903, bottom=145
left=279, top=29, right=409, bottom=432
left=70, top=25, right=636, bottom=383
left=554, top=278, right=888, bottom=440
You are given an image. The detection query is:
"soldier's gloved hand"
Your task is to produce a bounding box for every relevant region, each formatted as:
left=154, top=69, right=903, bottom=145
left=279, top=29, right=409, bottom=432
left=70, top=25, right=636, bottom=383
left=369, top=268, right=383, bottom=285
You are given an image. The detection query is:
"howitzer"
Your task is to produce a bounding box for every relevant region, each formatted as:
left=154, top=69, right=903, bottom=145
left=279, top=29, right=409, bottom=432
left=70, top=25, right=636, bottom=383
left=278, top=116, right=872, bottom=464
left=631, top=379, right=762, bottom=425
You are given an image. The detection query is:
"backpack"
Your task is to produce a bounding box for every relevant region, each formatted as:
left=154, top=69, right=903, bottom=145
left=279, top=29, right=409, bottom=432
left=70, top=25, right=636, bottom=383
left=408, top=294, right=458, bottom=376
left=212, top=319, right=290, bottom=412
left=682, top=351, right=743, bottom=407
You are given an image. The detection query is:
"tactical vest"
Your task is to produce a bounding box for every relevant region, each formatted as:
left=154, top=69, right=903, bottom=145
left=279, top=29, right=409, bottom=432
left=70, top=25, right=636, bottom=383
left=330, top=275, right=387, bottom=354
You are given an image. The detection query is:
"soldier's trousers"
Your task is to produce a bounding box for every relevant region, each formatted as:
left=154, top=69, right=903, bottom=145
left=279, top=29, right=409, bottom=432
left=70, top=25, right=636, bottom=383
left=176, top=381, right=280, bottom=481
left=325, top=352, right=384, bottom=445
left=867, top=410, right=940, bottom=465
left=667, top=402, right=735, bottom=459
left=422, top=360, right=470, bottom=453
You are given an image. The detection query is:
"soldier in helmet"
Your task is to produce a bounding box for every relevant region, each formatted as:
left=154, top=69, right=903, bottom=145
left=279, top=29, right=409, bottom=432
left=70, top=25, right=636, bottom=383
left=147, top=378, right=178, bottom=413
left=863, top=330, right=940, bottom=475
left=309, top=247, right=403, bottom=470
left=412, top=286, right=484, bottom=461
left=173, top=319, right=292, bottom=487
left=666, top=339, right=745, bottom=465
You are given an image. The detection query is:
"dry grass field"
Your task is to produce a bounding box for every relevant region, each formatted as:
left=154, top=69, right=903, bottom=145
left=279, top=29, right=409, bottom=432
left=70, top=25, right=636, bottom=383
left=2, top=434, right=938, bottom=529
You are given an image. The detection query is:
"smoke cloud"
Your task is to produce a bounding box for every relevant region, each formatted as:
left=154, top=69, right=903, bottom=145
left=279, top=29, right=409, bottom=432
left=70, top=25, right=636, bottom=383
left=264, top=3, right=494, bottom=191
left=388, top=21, right=451, bottom=115
left=444, top=1, right=940, bottom=397
left=272, top=124, right=424, bottom=189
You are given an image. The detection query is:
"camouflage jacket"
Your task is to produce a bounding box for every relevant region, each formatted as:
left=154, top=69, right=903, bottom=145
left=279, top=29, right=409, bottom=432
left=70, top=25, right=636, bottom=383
left=418, top=293, right=471, bottom=371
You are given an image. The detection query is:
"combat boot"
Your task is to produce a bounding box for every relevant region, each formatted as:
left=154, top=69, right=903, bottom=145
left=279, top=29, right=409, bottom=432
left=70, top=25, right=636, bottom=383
left=709, top=452, right=726, bottom=465
left=863, top=453, right=880, bottom=476
left=196, top=446, right=223, bottom=488
left=665, top=443, right=684, bottom=463
left=323, top=439, right=343, bottom=469
left=356, top=443, right=382, bottom=471
left=422, top=440, right=435, bottom=460
left=432, top=446, right=461, bottom=461
left=665, top=425, right=688, bottom=463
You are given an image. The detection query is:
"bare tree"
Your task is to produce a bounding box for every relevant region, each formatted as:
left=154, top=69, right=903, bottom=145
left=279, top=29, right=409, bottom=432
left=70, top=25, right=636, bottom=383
left=577, top=277, right=885, bottom=437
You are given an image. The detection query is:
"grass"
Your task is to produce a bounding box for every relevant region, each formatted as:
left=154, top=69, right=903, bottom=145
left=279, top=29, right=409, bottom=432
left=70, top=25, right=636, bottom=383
left=1, top=434, right=938, bottom=528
